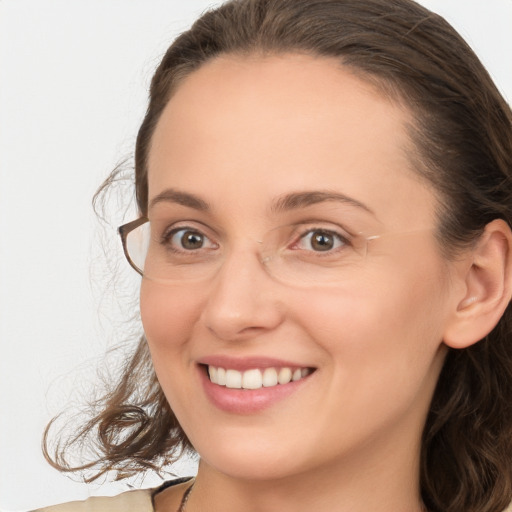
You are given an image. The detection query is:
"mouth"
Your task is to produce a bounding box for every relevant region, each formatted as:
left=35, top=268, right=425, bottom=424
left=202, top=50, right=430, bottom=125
left=198, top=358, right=317, bottom=413
left=204, top=365, right=315, bottom=390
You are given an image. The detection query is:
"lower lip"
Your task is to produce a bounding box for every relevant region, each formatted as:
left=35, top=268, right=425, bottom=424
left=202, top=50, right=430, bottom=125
left=199, top=366, right=311, bottom=414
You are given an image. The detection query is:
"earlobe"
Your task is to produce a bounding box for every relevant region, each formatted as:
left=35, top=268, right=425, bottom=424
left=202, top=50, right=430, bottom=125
left=444, top=219, right=512, bottom=349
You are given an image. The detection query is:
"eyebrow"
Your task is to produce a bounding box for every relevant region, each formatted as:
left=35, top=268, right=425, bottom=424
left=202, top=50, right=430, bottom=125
left=270, top=190, right=374, bottom=215
left=148, top=188, right=374, bottom=216
left=149, top=188, right=210, bottom=211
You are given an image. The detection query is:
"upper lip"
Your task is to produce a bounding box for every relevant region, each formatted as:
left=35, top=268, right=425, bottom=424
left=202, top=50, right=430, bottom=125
left=198, top=355, right=314, bottom=372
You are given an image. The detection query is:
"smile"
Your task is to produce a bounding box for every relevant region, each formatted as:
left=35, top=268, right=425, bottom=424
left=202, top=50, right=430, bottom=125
left=207, top=365, right=313, bottom=390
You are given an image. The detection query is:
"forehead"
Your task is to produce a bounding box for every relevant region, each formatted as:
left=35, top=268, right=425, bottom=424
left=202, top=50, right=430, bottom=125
left=147, top=54, right=437, bottom=230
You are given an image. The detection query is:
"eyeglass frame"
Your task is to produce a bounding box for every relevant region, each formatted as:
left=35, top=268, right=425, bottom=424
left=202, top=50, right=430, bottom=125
left=118, top=216, right=437, bottom=282
left=119, top=216, right=149, bottom=276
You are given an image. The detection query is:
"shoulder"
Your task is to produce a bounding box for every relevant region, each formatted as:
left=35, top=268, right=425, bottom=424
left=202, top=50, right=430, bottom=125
left=30, top=477, right=193, bottom=512
left=31, top=488, right=154, bottom=512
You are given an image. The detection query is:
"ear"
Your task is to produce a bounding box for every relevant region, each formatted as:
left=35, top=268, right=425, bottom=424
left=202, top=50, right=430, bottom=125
left=443, top=219, right=512, bottom=349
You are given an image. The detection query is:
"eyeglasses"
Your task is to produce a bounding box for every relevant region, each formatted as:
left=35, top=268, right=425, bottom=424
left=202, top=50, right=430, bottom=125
left=118, top=217, right=428, bottom=288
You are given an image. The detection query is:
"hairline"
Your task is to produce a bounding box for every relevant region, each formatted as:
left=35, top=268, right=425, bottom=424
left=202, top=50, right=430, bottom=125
left=142, top=49, right=455, bottom=259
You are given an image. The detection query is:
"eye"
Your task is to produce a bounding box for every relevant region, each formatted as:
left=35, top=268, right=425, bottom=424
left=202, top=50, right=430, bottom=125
left=295, top=229, right=348, bottom=252
left=165, top=228, right=217, bottom=251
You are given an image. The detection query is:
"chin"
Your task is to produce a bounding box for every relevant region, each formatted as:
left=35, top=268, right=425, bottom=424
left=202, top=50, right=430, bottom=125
left=202, top=452, right=305, bottom=482
left=190, top=429, right=311, bottom=481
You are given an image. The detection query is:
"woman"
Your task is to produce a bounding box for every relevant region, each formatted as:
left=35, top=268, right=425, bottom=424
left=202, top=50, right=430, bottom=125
left=38, top=0, right=512, bottom=511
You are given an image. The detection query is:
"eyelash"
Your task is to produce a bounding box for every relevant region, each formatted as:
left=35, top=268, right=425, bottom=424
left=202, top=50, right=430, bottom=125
left=160, top=224, right=353, bottom=255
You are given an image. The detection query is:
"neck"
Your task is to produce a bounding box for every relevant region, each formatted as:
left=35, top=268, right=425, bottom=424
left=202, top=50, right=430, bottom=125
left=186, top=433, right=425, bottom=512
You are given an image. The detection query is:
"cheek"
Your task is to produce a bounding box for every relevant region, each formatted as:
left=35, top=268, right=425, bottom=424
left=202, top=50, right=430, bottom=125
left=305, top=271, right=447, bottom=432
left=140, top=281, right=206, bottom=428
left=296, top=257, right=448, bottom=378
left=140, top=281, right=202, bottom=352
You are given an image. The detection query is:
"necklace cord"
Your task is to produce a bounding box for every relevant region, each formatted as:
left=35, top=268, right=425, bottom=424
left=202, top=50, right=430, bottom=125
left=175, top=479, right=427, bottom=511
left=176, top=481, right=195, bottom=512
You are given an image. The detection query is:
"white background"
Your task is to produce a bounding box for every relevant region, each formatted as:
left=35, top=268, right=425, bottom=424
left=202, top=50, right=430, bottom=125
left=1, top=1, right=511, bottom=510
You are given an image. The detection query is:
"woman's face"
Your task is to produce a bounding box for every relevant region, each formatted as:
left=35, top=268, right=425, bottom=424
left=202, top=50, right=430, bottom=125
left=141, top=54, right=459, bottom=481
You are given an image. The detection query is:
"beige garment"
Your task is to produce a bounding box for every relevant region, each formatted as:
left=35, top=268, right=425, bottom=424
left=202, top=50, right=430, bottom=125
left=31, top=488, right=512, bottom=511
left=31, top=488, right=155, bottom=512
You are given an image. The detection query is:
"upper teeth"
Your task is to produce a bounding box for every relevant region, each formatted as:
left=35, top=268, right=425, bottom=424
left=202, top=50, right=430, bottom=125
left=208, top=366, right=311, bottom=390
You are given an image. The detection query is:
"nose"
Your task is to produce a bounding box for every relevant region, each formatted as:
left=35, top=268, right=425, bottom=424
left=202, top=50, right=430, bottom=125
left=200, top=249, right=285, bottom=342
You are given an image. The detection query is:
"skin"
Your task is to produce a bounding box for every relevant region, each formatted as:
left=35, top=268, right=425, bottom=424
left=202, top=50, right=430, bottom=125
left=143, top=54, right=467, bottom=512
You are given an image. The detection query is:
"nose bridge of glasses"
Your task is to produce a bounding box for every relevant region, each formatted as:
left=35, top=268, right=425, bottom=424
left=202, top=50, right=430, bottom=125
left=229, top=230, right=282, bottom=265
left=225, top=242, right=273, bottom=276
left=182, top=236, right=278, bottom=289
left=208, top=229, right=302, bottom=284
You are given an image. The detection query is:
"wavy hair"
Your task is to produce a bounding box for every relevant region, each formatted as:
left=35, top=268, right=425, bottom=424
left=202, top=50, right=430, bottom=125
left=45, top=1, right=512, bottom=510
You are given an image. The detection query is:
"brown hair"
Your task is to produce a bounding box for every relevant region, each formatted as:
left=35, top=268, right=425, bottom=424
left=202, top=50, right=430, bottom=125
left=45, top=1, right=512, bottom=510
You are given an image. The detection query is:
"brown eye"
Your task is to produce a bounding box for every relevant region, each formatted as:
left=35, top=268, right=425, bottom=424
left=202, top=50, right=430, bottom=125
left=310, top=231, right=335, bottom=251
left=180, top=231, right=204, bottom=250
left=296, top=229, right=347, bottom=252
left=167, top=228, right=215, bottom=251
